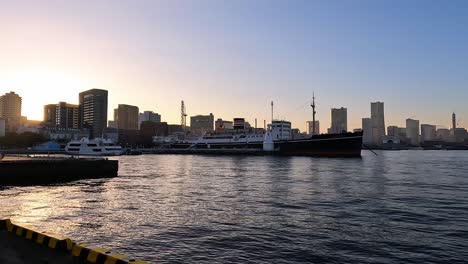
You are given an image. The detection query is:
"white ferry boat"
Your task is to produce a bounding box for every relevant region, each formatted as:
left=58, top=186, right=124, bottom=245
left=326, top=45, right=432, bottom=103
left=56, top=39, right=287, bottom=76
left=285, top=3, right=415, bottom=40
left=65, top=138, right=123, bottom=156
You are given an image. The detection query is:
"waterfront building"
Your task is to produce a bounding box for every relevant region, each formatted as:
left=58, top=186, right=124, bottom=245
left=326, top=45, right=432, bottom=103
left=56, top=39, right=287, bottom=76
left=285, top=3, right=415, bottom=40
left=190, top=113, right=214, bottom=136
left=387, top=126, right=399, bottom=137
left=115, top=104, right=139, bottom=130
left=233, top=118, right=246, bottom=130
left=108, top=120, right=117, bottom=129
left=406, top=118, right=420, bottom=146
left=79, top=89, right=108, bottom=138
left=138, top=111, right=161, bottom=128
left=371, top=102, right=385, bottom=145
left=215, top=118, right=234, bottom=131
left=328, top=107, right=347, bottom=134
left=0, top=91, right=22, bottom=133
left=453, top=128, right=467, bottom=143
left=168, top=124, right=184, bottom=135
left=436, top=128, right=450, bottom=142
left=421, top=124, right=437, bottom=142
left=307, top=120, right=320, bottom=135
left=44, top=102, right=79, bottom=129
left=268, top=120, right=292, bottom=140
left=362, top=118, right=373, bottom=145
left=0, top=119, right=5, bottom=137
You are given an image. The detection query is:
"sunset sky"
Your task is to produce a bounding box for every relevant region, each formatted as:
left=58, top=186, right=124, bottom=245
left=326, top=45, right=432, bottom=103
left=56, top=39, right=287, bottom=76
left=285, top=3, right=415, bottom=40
left=1, top=0, right=467, bottom=131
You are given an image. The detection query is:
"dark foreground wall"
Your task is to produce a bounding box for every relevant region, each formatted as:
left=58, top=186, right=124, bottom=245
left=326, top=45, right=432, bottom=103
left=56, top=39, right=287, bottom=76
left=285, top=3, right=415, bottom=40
left=0, top=158, right=118, bottom=186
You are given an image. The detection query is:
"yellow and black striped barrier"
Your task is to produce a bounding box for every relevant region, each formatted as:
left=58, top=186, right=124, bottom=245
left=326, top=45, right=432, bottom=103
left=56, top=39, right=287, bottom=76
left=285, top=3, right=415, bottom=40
left=0, top=219, right=149, bottom=264
left=72, top=243, right=148, bottom=264
left=0, top=218, right=73, bottom=251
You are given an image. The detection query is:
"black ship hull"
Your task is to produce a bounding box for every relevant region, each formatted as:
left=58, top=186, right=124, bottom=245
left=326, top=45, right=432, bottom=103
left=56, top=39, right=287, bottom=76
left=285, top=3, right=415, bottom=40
left=276, top=132, right=363, bottom=157
left=167, top=132, right=363, bottom=157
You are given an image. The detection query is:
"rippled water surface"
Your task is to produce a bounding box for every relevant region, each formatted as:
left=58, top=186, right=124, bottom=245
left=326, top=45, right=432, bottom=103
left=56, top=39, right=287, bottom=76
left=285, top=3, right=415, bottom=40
left=1, top=151, right=468, bottom=263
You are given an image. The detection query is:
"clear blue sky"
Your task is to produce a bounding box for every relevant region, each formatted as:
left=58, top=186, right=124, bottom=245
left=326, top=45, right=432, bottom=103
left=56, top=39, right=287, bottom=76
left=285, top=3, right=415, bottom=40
left=1, top=0, right=467, bottom=131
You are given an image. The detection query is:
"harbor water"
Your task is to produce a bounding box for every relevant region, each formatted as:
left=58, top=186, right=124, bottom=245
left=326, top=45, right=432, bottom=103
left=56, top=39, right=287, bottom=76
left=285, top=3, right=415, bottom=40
left=1, top=151, right=467, bottom=263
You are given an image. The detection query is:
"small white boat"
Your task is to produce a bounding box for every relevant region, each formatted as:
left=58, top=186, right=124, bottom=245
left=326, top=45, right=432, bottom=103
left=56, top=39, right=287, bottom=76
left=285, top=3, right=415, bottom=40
left=65, top=138, right=123, bottom=156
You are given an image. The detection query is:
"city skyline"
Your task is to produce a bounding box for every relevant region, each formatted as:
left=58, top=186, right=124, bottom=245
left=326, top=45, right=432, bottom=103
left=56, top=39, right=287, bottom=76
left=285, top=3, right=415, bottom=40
left=1, top=1, right=468, bottom=131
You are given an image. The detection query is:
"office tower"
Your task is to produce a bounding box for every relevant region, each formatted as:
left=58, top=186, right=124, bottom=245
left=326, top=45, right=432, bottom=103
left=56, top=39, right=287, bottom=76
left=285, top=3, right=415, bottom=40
left=44, top=102, right=79, bottom=129
left=0, top=91, right=22, bottom=132
left=307, top=120, right=320, bottom=135
left=421, top=124, right=437, bottom=142
left=115, top=104, right=139, bottom=130
left=362, top=118, right=373, bottom=145
left=191, top=113, right=214, bottom=136
left=371, top=102, right=385, bottom=145
left=406, top=118, right=420, bottom=146
left=328, top=107, right=347, bottom=134
left=79, top=89, right=108, bottom=138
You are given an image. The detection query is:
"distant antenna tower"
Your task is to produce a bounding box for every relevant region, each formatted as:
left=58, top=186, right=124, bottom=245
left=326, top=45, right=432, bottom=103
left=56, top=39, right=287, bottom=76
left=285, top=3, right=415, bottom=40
left=311, top=92, right=317, bottom=134
left=181, top=100, right=187, bottom=131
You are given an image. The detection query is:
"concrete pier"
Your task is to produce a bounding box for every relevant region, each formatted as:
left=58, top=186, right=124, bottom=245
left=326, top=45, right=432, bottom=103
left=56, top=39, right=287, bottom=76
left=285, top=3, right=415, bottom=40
left=0, top=219, right=148, bottom=264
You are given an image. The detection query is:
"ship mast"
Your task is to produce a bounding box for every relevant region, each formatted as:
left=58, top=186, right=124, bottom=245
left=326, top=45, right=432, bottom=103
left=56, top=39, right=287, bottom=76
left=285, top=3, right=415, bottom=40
left=311, top=93, right=316, bottom=134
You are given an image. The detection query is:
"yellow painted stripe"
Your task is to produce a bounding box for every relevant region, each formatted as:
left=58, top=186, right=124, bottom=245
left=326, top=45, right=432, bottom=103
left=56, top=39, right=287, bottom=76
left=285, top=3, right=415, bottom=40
left=104, top=253, right=129, bottom=264
left=25, top=230, right=34, bottom=240
left=36, top=233, right=45, bottom=245
left=87, top=248, right=108, bottom=263
left=72, top=244, right=86, bottom=257
left=15, top=226, right=23, bottom=236
left=48, top=237, right=58, bottom=248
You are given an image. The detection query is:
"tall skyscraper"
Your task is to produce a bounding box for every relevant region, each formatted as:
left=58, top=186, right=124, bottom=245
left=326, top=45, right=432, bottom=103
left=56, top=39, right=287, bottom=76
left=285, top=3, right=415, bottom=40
left=79, top=89, right=108, bottom=138
left=406, top=118, right=420, bottom=146
left=371, top=102, right=385, bottom=145
left=328, top=107, right=347, bottom=134
left=0, top=91, right=22, bottom=132
left=362, top=118, right=373, bottom=145
left=452, top=113, right=456, bottom=130
left=115, top=104, right=139, bottom=130
left=44, top=102, right=79, bottom=129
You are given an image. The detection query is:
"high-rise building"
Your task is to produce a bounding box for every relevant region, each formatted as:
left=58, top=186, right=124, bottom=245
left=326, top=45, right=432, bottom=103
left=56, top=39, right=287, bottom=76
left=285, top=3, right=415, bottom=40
left=362, top=118, right=373, bottom=145
left=79, top=89, right=108, bottom=138
left=115, top=104, right=139, bottom=130
left=328, top=107, right=347, bottom=134
left=421, top=124, right=436, bottom=142
left=0, top=119, right=5, bottom=137
left=371, top=102, right=385, bottom=145
left=0, top=92, right=22, bottom=133
left=406, top=118, right=420, bottom=146
left=44, top=102, right=79, bottom=129
left=307, top=120, right=320, bottom=135
left=190, top=113, right=214, bottom=136
left=138, top=111, right=161, bottom=128
left=452, top=112, right=456, bottom=130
